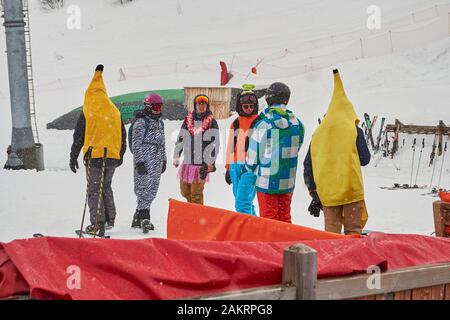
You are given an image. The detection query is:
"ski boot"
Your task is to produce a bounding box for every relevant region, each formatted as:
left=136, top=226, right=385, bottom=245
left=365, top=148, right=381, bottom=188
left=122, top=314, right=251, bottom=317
left=139, top=209, right=154, bottom=233
left=106, top=220, right=115, bottom=230
left=131, top=210, right=142, bottom=228
left=85, top=224, right=106, bottom=237
left=141, top=220, right=154, bottom=234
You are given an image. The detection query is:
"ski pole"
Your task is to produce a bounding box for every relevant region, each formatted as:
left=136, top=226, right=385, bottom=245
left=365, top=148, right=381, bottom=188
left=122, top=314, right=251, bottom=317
left=93, top=148, right=108, bottom=238
left=438, top=141, right=448, bottom=188
left=409, top=138, right=417, bottom=187
left=79, top=146, right=93, bottom=238
left=414, top=138, right=425, bottom=186
left=430, top=152, right=438, bottom=191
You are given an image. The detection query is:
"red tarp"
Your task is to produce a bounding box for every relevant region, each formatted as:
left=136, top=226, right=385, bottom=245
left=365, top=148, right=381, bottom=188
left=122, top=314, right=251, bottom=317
left=1, top=234, right=450, bottom=300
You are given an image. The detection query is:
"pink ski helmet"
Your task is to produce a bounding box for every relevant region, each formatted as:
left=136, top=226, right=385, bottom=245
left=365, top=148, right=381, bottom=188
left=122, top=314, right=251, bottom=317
left=144, top=93, right=163, bottom=106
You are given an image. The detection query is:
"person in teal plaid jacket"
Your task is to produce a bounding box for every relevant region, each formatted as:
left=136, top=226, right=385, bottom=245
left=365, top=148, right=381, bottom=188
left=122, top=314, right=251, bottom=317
left=245, top=82, right=304, bottom=223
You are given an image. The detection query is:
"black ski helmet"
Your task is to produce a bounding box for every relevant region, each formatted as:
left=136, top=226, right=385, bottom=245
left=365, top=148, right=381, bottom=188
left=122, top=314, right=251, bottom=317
left=265, top=82, right=290, bottom=106
left=236, top=86, right=259, bottom=117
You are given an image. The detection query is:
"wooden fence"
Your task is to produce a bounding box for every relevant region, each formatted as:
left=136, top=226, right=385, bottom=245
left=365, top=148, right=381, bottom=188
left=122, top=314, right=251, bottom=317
left=191, top=244, right=450, bottom=300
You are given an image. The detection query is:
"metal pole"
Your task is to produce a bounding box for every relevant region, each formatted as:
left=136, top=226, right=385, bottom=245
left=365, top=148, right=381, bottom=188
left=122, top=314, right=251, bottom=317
left=414, top=138, right=425, bottom=186
left=360, top=38, right=364, bottom=59
left=438, top=142, right=447, bottom=188
left=3, top=0, right=36, bottom=170
left=410, top=138, right=416, bottom=187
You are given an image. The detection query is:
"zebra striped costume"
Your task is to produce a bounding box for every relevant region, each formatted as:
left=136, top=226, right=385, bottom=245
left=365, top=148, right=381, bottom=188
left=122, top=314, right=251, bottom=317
left=132, top=116, right=166, bottom=211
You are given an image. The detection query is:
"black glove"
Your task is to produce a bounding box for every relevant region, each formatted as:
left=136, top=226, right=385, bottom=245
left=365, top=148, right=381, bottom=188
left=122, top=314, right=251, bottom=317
left=199, top=164, right=208, bottom=180
left=161, top=161, right=167, bottom=174
left=136, top=162, right=148, bottom=175
left=225, top=170, right=232, bottom=185
left=308, top=191, right=322, bottom=218
left=96, top=64, right=104, bottom=72
left=70, top=158, right=79, bottom=173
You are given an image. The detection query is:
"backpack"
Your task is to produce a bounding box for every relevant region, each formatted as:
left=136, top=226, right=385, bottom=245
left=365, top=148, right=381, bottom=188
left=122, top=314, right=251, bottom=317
left=128, top=117, right=150, bottom=154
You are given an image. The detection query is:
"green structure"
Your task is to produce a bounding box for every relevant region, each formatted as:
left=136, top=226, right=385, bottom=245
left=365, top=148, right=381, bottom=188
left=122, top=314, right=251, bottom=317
left=47, top=89, right=185, bottom=130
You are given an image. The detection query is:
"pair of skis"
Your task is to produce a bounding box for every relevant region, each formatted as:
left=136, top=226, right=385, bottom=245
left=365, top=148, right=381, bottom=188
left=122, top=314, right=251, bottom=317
left=379, top=183, right=428, bottom=190
left=364, top=113, right=388, bottom=154
left=32, top=232, right=111, bottom=239
left=363, top=113, right=377, bottom=150
left=420, top=187, right=447, bottom=197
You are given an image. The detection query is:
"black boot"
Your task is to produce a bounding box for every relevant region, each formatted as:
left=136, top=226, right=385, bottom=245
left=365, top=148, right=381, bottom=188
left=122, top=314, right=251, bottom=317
left=131, top=210, right=141, bottom=228
left=106, top=220, right=115, bottom=230
left=139, top=209, right=154, bottom=233
left=85, top=223, right=106, bottom=237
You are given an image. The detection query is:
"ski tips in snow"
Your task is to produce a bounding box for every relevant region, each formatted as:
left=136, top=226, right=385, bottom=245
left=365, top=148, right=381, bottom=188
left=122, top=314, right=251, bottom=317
left=33, top=233, right=44, bottom=238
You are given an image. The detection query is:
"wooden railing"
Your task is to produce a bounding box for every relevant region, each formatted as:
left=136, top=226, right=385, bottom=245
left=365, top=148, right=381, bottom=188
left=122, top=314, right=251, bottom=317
left=192, top=244, right=450, bottom=300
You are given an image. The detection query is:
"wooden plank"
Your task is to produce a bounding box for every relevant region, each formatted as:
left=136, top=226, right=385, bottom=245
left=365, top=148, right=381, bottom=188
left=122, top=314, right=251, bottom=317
left=433, top=201, right=444, bottom=237
left=375, top=293, right=394, bottom=300
left=394, top=290, right=412, bottom=300
left=189, top=285, right=296, bottom=300
left=445, top=284, right=450, bottom=300
left=431, top=285, right=445, bottom=300
left=316, top=263, right=450, bottom=300
left=412, top=287, right=433, bottom=300
left=352, top=295, right=375, bottom=300
left=411, top=285, right=445, bottom=300
left=282, top=244, right=317, bottom=300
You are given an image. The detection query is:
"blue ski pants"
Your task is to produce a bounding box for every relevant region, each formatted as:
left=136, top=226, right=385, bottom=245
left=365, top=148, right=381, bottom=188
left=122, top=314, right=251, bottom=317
left=229, top=163, right=257, bottom=215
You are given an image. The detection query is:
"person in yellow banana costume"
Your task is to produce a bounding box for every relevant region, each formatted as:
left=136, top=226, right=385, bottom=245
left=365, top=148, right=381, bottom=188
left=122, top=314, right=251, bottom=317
left=303, top=69, right=370, bottom=235
left=70, top=65, right=126, bottom=236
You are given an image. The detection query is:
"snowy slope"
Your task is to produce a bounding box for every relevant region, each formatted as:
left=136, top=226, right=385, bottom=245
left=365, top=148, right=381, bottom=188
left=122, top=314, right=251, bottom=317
left=1, top=0, right=450, bottom=241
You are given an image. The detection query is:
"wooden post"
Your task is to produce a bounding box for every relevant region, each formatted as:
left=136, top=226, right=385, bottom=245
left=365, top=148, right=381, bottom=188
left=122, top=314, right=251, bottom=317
left=360, top=38, right=364, bottom=59
left=389, top=31, right=394, bottom=53
left=433, top=201, right=444, bottom=237
left=448, top=12, right=450, bottom=37
left=282, top=244, right=317, bottom=300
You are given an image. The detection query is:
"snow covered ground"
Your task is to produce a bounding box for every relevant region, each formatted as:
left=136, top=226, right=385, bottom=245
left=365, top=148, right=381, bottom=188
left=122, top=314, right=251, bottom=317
left=1, top=0, right=450, bottom=242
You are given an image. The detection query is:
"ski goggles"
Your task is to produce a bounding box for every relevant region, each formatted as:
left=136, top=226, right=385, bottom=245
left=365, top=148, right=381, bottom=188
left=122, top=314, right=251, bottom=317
left=144, top=103, right=163, bottom=112
left=239, top=94, right=257, bottom=104
left=151, top=104, right=163, bottom=112
left=195, top=95, right=209, bottom=105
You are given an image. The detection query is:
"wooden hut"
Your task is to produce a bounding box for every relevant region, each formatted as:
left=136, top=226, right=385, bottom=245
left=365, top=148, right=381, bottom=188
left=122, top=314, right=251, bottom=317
left=184, top=87, right=241, bottom=119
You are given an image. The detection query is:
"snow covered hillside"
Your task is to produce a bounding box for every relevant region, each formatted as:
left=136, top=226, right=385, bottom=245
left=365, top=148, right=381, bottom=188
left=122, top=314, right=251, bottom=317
left=1, top=0, right=450, bottom=241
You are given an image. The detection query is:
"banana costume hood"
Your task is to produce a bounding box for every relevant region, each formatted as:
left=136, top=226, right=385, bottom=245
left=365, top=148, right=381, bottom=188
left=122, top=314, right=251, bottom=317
left=311, top=71, right=368, bottom=225
left=83, top=70, right=122, bottom=159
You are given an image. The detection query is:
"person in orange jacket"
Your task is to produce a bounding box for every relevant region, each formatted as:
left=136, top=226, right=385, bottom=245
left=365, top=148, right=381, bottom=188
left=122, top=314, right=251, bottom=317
left=224, top=84, right=260, bottom=215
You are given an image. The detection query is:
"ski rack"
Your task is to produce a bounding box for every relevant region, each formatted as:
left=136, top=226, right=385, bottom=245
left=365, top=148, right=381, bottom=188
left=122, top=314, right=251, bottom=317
left=385, top=120, right=450, bottom=158
left=386, top=120, right=450, bottom=138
